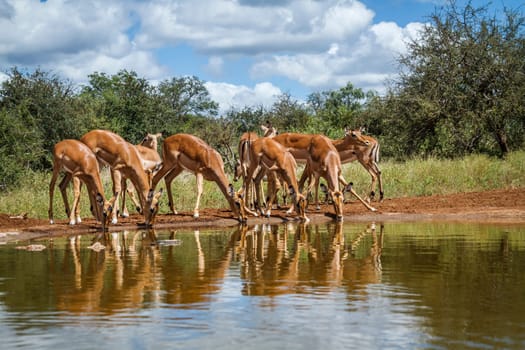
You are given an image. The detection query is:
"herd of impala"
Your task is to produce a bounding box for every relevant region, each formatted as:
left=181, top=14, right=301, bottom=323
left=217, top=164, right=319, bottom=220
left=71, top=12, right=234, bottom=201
left=49, top=125, right=383, bottom=230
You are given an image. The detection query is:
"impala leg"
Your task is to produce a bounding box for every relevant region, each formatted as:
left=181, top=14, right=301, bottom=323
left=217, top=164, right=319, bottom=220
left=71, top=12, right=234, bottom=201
left=69, top=177, right=82, bottom=225
left=365, top=166, right=377, bottom=203
left=373, top=163, right=384, bottom=202
left=253, top=168, right=268, bottom=216
left=193, top=172, right=204, bottom=218
left=164, top=167, right=183, bottom=215
left=110, top=169, right=122, bottom=224
left=73, top=177, right=83, bottom=224
left=123, top=181, right=141, bottom=217
left=266, top=172, right=279, bottom=209
left=344, top=183, right=377, bottom=212
left=280, top=178, right=288, bottom=207
left=120, top=177, right=130, bottom=218
left=58, top=173, right=73, bottom=222
left=313, top=176, right=322, bottom=211
left=242, top=164, right=260, bottom=217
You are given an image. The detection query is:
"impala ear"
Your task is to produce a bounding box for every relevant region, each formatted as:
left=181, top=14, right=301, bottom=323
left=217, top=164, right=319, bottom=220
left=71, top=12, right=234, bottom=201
left=343, top=182, right=354, bottom=193
left=228, top=184, right=235, bottom=197
left=96, top=193, right=104, bottom=206
left=153, top=188, right=163, bottom=201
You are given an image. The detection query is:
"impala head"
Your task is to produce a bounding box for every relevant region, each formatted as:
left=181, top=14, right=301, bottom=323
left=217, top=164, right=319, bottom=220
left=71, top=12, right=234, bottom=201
left=289, top=185, right=309, bottom=222
left=260, top=121, right=277, bottom=138
left=229, top=184, right=248, bottom=222
left=140, top=132, right=162, bottom=150
left=331, top=190, right=345, bottom=221
left=233, top=159, right=243, bottom=182
left=145, top=188, right=163, bottom=226
left=97, top=193, right=117, bottom=231
left=344, top=126, right=370, bottom=146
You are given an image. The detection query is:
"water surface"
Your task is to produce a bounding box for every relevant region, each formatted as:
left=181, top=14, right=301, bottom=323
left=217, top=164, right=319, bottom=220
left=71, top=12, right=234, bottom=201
left=0, top=222, right=524, bottom=349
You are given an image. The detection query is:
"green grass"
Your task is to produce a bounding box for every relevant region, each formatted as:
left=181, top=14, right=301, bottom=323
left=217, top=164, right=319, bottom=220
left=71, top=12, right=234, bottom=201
left=1, top=151, right=524, bottom=220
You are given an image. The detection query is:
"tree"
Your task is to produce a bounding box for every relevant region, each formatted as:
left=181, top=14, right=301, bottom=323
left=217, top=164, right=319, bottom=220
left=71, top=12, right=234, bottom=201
left=157, top=76, right=219, bottom=135
left=82, top=70, right=160, bottom=143
left=224, top=105, right=269, bottom=135
left=307, top=83, right=373, bottom=138
left=267, top=93, right=311, bottom=133
left=0, top=108, right=43, bottom=189
left=0, top=67, right=92, bottom=168
left=390, top=0, right=525, bottom=157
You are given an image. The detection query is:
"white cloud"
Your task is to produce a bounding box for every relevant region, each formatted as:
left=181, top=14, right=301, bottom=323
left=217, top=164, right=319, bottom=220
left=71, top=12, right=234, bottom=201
left=205, top=81, right=282, bottom=113
left=0, top=0, right=427, bottom=109
left=0, top=0, right=165, bottom=83
left=205, top=56, right=224, bottom=77
left=134, top=0, right=374, bottom=54
left=251, top=20, right=424, bottom=93
left=0, top=71, right=8, bottom=84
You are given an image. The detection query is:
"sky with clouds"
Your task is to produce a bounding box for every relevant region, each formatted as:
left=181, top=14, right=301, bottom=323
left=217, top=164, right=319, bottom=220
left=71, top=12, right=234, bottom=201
left=0, top=0, right=514, bottom=113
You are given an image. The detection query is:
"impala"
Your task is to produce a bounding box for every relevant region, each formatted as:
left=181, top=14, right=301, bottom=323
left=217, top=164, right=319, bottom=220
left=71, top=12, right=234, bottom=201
left=304, top=134, right=347, bottom=221
left=48, top=139, right=116, bottom=230
left=119, top=133, right=162, bottom=218
left=333, top=127, right=383, bottom=202
left=235, top=124, right=278, bottom=211
left=272, top=129, right=377, bottom=211
left=80, top=129, right=158, bottom=225
left=242, top=136, right=308, bottom=221
left=147, top=133, right=246, bottom=222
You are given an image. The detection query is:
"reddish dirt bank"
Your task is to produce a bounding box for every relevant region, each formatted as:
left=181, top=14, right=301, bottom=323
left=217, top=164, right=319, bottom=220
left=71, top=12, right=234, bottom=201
left=1, top=188, right=524, bottom=242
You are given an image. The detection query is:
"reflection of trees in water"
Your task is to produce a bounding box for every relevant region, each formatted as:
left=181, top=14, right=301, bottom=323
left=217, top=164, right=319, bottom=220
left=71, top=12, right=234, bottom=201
left=232, top=222, right=384, bottom=297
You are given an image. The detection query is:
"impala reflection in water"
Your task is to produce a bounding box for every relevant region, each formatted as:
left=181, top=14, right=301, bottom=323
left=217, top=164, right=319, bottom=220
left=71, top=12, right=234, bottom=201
left=2, top=222, right=524, bottom=349
left=232, top=222, right=383, bottom=297
left=34, top=223, right=385, bottom=316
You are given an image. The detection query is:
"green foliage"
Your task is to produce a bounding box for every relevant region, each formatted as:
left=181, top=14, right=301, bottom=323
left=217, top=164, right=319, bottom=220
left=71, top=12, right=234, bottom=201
left=307, top=82, right=370, bottom=137
left=379, top=1, right=525, bottom=158
left=0, top=108, right=44, bottom=188
left=266, top=93, right=312, bottom=132
left=0, top=67, right=96, bottom=168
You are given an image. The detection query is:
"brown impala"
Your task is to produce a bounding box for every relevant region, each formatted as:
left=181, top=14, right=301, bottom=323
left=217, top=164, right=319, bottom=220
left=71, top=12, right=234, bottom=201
left=80, top=130, right=158, bottom=225
left=119, top=132, right=162, bottom=218
left=49, top=139, right=116, bottom=230
left=272, top=129, right=377, bottom=211
left=242, top=136, right=308, bottom=221
left=146, top=133, right=246, bottom=223
left=304, top=134, right=348, bottom=221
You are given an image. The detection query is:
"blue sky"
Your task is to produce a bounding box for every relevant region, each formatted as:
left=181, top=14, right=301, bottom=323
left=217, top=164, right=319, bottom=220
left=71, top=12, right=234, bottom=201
left=0, top=0, right=519, bottom=113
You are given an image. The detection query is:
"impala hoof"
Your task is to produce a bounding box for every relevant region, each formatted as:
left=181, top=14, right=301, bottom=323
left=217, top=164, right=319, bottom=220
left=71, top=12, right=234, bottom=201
left=111, top=218, right=118, bottom=224
left=193, top=213, right=199, bottom=219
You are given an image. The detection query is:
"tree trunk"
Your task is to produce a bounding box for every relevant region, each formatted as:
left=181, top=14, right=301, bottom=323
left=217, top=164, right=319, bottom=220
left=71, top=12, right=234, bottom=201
left=494, top=130, right=509, bottom=158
